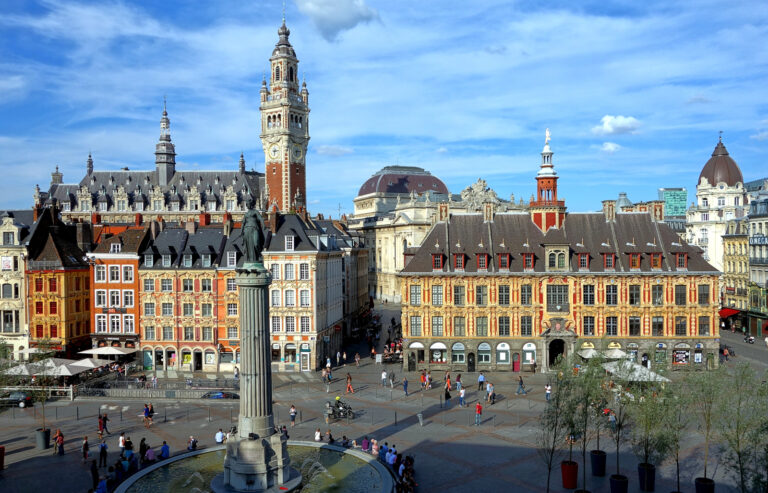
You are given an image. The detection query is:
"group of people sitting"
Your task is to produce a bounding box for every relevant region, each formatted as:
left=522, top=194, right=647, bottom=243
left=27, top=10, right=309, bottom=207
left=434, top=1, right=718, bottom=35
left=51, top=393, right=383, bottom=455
left=96, top=437, right=170, bottom=492
left=358, top=437, right=417, bottom=492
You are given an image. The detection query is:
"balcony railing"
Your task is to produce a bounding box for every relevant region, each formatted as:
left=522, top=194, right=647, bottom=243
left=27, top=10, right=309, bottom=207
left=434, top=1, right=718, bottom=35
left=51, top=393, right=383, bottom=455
left=547, top=303, right=570, bottom=313
left=750, top=257, right=768, bottom=266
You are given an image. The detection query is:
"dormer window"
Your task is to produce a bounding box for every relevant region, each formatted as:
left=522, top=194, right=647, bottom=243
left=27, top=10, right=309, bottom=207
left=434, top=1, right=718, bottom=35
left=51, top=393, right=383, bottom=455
left=110, top=243, right=121, bottom=253
left=162, top=254, right=171, bottom=267
left=183, top=254, right=192, bottom=268
left=650, top=253, right=662, bottom=270
left=144, top=254, right=153, bottom=267
left=285, top=235, right=294, bottom=251
left=202, top=254, right=211, bottom=268
left=675, top=253, right=688, bottom=269
left=578, top=254, right=589, bottom=270
left=135, top=202, right=144, bottom=211
left=629, top=253, right=641, bottom=270
left=523, top=253, right=534, bottom=270
left=498, top=254, right=510, bottom=270
left=545, top=247, right=568, bottom=271
left=432, top=254, right=443, bottom=270
left=227, top=251, right=237, bottom=267
left=604, top=253, right=616, bottom=270
left=477, top=254, right=489, bottom=270
left=453, top=254, right=464, bottom=270
left=62, top=202, right=71, bottom=212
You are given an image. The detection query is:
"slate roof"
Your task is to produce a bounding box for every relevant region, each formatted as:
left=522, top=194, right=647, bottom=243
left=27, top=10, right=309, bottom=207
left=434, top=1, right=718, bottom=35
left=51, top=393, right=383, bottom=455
left=92, top=228, right=149, bottom=254
left=358, top=166, right=449, bottom=197
left=0, top=209, right=36, bottom=243
left=139, top=225, right=228, bottom=269
left=28, top=224, right=88, bottom=269
left=402, top=211, right=719, bottom=275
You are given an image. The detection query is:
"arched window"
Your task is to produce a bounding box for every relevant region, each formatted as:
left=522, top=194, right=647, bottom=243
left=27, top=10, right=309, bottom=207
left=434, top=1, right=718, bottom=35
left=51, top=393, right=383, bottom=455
left=548, top=253, right=556, bottom=268
left=1, top=283, right=11, bottom=298
left=275, top=65, right=281, bottom=81
left=289, top=66, right=294, bottom=82
left=557, top=253, right=565, bottom=268
left=277, top=114, right=281, bottom=127
left=702, top=198, right=708, bottom=207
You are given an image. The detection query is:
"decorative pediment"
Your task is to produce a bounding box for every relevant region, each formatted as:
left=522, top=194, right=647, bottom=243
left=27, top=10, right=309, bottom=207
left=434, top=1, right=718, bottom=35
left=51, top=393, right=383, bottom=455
left=460, top=178, right=500, bottom=212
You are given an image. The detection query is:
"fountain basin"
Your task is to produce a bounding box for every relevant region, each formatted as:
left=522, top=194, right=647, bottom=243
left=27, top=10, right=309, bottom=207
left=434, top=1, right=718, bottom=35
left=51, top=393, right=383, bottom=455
left=116, top=441, right=395, bottom=493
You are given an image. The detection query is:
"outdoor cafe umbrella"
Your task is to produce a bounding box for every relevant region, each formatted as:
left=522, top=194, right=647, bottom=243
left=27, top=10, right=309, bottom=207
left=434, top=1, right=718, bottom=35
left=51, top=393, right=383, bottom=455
left=602, top=360, right=671, bottom=383
left=70, top=358, right=111, bottom=369
left=577, top=348, right=600, bottom=359
left=1, top=363, right=34, bottom=375
left=79, top=347, right=138, bottom=356
left=603, top=348, right=627, bottom=359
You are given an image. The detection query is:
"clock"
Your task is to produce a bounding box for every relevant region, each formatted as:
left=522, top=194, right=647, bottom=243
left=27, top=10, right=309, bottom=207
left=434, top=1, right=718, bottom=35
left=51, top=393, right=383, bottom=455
left=269, top=145, right=280, bottom=159
left=292, top=145, right=302, bottom=159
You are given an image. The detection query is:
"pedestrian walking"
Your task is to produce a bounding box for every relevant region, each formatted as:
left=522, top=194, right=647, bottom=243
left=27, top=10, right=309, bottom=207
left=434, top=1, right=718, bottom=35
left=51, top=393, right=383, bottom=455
left=426, top=371, right=432, bottom=389
left=52, top=428, right=61, bottom=455
left=516, top=375, right=527, bottom=395
left=381, top=369, right=387, bottom=387
left=90, top=460, right=99, bottom=489
left=402, top=376, right=408, bottom=396
left=456, top=374, right=462, bottom=391
left=148, top=403, right=155, bottom=426
left=152, top=375, right=158, bottom=388
left=326, top=357, right=332, bottom=369
left=101, top=413, right=111, bottom=435
left=290, top=405, right=297, bottom=426
left=545, top=383, right=552, bottom=402
left=444, top=385, right=451, bottom=406
left=532, top=361, right=537, bottom=374
left=118, top=432, right=126, bottom=456
left=97, top=414, right=104, bottom=440
left=723, top=347, right=730, bottom=361
left=56, top=430, right=65, bottom=456
left=475, top=402, right=483, bottom=426
left=355, top=352, right=361, bottom=367
left=420, top=371, right=426, bottom=391
left=459, top=387, right=466, bottom=407
left=342, top=352, right=347, bottom=365
left=98, top=439, right=108, bottom=467
left=346, top=373, right=355, bottom=394
left=336, top=351, right=341, bottom=367
left=485, top=381, right=491, bottom=402
left=477, top=372, right=485, bottom=391
left=389, top=371, right=396, bottom=389
left=81, top=436, right=90, bottom=463
left=143, top=404, right=151, bottom=428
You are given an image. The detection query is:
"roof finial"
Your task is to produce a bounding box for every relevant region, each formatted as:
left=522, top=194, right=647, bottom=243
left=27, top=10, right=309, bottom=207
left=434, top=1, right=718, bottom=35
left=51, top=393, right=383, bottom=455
left=282, top=0, right=286, bottom=23
left=163, top=95, right=167, bottom=115
left=545, top=128, right=551, bottom=145
left=719, top=130, right=723, bottom=143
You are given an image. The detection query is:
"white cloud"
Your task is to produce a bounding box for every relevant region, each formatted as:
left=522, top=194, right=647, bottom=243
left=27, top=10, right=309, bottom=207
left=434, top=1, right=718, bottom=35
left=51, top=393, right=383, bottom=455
left=751, top=131, right=768, bottom=141
left=295, top=0, right=378, bottom=41
left=316, top=145, right=354, bottom=156
left=591, top=115, right=641, bottom=135
left=600, top=142, right=622, bottom=153
left=436, top=146, right=448, bottom=153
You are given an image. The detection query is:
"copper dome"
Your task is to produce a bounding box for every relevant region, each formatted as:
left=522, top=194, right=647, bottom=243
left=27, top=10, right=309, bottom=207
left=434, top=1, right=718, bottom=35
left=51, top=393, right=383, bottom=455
left=698, top=140, right=743, bottom=187
left=357, top=166, right=449, bottom=197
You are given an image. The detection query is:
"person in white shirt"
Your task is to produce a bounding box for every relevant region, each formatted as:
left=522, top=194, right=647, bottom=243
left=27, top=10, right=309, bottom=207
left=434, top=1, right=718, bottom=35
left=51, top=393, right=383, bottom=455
left=215, top=428, right=226, bottom=444
left=398, top=461, right=406, bottom=478
left=314, top=428, right=322, bottom=442
left=381, top=370, right=387, bottom=387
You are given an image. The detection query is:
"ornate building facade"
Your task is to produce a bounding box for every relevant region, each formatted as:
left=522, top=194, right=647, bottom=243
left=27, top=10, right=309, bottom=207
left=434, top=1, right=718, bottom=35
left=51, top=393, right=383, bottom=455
left=400, top=137, right=721, bottom=373
left=260, top=21, right=310, bottom=212
left=686, top=138, right=748, bottom=271
left=722, top=218, right=749, bottom=311
left=0, top=210, right=34, bottom=360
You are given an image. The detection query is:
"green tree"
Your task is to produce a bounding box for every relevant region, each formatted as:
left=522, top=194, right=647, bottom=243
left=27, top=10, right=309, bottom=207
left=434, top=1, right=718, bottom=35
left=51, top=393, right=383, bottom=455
left=536, top=356, right=574, bottom=493
left=569, top=354, right=606, bottom=491
left=28, top=338, right=58, bottom=432
left=629, top=372, right=672, bottom=486
left=602, top=362, right=633, bottom=476
left=686, top=364, right=724, bottom=479
left=664, top=378, right=692, bottom=493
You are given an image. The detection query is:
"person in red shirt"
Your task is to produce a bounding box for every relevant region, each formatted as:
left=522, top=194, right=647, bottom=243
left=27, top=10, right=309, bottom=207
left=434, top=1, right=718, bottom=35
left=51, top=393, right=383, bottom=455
left=475, top=402, right=483, bottom=426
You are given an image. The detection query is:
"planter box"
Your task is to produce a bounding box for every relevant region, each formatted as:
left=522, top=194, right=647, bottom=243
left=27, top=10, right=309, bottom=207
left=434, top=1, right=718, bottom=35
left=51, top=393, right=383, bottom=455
left=637, top=463, right=656, bottom=491
left=590, top=450, right=606, bottom=477
left=35, top=428, right=50, bottom=450
left=609, top=474, right=628, bottom=493
left=561, top=460, right=578, bottom=489
left=694, top=477, right=715, bottom=493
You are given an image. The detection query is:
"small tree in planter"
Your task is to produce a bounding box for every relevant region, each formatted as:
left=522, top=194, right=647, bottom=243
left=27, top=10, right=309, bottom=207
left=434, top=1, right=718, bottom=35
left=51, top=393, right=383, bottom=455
left=28, top=338, right=57, bottom=449
left=603, top=362, right=633, bottom=493
left=536, top=356, right=574, bottom=493
left=716, top=362, right=760, bottom=492
left=629, top=373, right=671, bottom=492
left=664, top=379, right=692, bottom=493
left=686, top=363, right=724, bottom=491
left=746, top=380, right=768, bottom=492
left=570, top=354, right=607, bottom=491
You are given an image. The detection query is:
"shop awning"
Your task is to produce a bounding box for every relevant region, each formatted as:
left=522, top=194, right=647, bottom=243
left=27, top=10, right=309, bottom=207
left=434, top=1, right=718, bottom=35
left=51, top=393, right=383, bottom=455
left=719, top=308, right=741, bottom=318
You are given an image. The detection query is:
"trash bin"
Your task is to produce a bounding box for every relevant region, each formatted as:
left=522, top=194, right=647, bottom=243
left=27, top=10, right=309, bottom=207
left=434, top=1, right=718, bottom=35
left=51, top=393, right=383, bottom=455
left=417, top=413, right=423, bottom=426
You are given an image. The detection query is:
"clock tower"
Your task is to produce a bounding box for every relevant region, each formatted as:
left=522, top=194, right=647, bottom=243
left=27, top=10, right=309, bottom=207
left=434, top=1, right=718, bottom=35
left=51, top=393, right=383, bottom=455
left=260, top=20, right=310, bottom=212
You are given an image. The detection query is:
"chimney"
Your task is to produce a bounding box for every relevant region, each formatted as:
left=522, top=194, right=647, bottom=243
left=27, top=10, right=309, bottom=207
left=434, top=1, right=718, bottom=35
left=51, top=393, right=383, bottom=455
left=150, top=220, right=159, bottom=240
left=134, top=213, right=143, bottom=226
left=268, top=207, right=279, bottom=233
left=185, top=220, right=197, bottom=234
left=91, top=212, right=102, bottom=225
left=651, top=200, right=665, bottom=222
left=199, top=212, right=210, bottom=226
left=75, top=222, right=93, bottom=253
left=32, top=205, right=43, bottom=222
left=438, top=203, right=449, bottom=222
left=602, top=200, right=616, bottom=222
left=158, top=216, right=165, bottom=232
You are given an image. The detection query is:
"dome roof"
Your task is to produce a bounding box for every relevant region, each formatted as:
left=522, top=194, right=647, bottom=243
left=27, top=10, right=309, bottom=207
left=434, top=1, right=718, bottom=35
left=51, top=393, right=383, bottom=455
left=698, top=140, right=743, bottom=187
left=357, top=166, right=449, bottom=197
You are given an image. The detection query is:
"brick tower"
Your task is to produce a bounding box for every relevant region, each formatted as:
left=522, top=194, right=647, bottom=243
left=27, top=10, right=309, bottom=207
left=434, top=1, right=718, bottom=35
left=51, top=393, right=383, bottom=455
left=530, top=129, right=567, bottom=232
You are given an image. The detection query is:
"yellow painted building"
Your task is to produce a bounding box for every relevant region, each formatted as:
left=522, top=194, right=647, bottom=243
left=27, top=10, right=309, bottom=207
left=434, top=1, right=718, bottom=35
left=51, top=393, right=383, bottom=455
left=722, top=218, right=749, bottom=311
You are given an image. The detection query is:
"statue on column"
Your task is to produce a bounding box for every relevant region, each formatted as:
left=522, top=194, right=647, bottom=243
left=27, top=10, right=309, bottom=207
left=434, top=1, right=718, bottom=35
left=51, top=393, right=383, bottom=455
left=241, top=199, right=266, bottom=265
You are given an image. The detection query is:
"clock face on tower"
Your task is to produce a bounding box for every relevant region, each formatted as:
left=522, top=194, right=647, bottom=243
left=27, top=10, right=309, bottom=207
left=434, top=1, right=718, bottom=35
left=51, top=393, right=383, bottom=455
left=292, top=145, right=302, bottom=160
left=269, top=144, right=280, bottom=159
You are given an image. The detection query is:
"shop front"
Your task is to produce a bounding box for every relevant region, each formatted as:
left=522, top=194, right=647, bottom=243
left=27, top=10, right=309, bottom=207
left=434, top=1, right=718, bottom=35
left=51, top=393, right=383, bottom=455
left=496, top=343, right=511, bottom=366
left=672, top=343, right=690, bottom=366
left=429, top=342, right=448, bottom=364
left=451, top=342, right=465, bottom=364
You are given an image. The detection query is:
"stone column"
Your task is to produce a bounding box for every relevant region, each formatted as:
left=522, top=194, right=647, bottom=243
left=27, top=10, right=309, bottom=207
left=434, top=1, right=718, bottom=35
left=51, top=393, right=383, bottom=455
left=236, top=267, right=274, bottom=440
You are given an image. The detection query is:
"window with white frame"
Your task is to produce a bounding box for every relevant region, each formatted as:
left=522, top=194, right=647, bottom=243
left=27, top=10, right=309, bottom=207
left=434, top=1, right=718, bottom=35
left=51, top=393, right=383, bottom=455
left=202, top=254, right=211, bottom=268
left=162, top=326, right=173, bottom=340
left=285, top=290, right=295, bottom=307
left=162, top=255, right=171, bottom=267
left=143, top=279, right=154, bottom=292
left=109, top=266, right=120, bottom=282
left=183, top=303, right=194, bottom=316
left=201, top=303, right=212, bottom=317
left=201, top=279, right=212, bottom=292
left=202, top=327, right=213, bottom=341
left=227, top=278, right=237, bottom=291
left=144, top=303, right=155, bottom=316
left=183, top=255, right=192, bottom=267
left=109, top=314, right=121, bottom=333
left=122, top=265, right=133, bottom=282
left=270, top=264, right=280, bottom=279
left=96, top=314, right=107, bottom=332
left=300, top=316, right=310, bottom=332
left=161, top=279, right=173, bottom=291
left=227, top=251, right=237, bottom=267
left=95, top=265, right=106, bottom=282
left=227, top=303, right=237, bottom=316
left=183, top=327, right=194, bottom=340
left=95, top=290, right=107, bottom=307
left=109, top=290, right=121, bottom=307
left=271, top=316, right=281, bottom=332
left=285, top=316, right=295, bottom=332
left=285, top=263, right=295, bottom=280
left=161, top=302, right=173, bottom=316
left=227, top=327, right=238, bottom=339
left=300, top=289, right=310, bottom=307
left=285, top=236, right=294, bottom=251
left=271, top=290, right=280, bottom=307
left=123, top=290, right=134, bottom=307
left=182, top=279, right=193, bottom=292
left=124, top=315, right=135, bottom=333
left=145, top=326, right=155, bottom=340
left=299, top=263, right=309, bottom=280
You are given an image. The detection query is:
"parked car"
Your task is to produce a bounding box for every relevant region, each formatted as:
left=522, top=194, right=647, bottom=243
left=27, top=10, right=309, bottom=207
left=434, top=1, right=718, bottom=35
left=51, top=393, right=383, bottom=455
left=0, top=391, right=33, bottom=408
left=201, top=391, right=239, bottom=399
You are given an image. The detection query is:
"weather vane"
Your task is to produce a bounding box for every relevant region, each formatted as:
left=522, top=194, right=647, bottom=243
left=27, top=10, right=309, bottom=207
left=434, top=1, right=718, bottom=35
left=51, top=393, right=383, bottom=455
left=719, top=130, right=723, bottom=142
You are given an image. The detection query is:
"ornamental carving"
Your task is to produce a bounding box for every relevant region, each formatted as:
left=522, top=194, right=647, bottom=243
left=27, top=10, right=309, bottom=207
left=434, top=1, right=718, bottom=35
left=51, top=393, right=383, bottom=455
left=460, top=179, right=500, bottom=212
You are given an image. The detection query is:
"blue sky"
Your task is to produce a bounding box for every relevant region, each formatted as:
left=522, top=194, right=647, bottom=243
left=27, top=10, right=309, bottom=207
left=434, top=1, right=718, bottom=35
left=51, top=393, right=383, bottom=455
left=1, top=0, right=767, bottom=217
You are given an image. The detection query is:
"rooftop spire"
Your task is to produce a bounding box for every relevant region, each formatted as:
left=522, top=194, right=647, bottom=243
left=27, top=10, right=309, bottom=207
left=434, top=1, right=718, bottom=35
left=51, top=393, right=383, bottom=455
left=239, top=152, right=246, bottom=173
left=537, top=128, right=556, bottom=177
left=87, top=152, right=93, bottom=175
